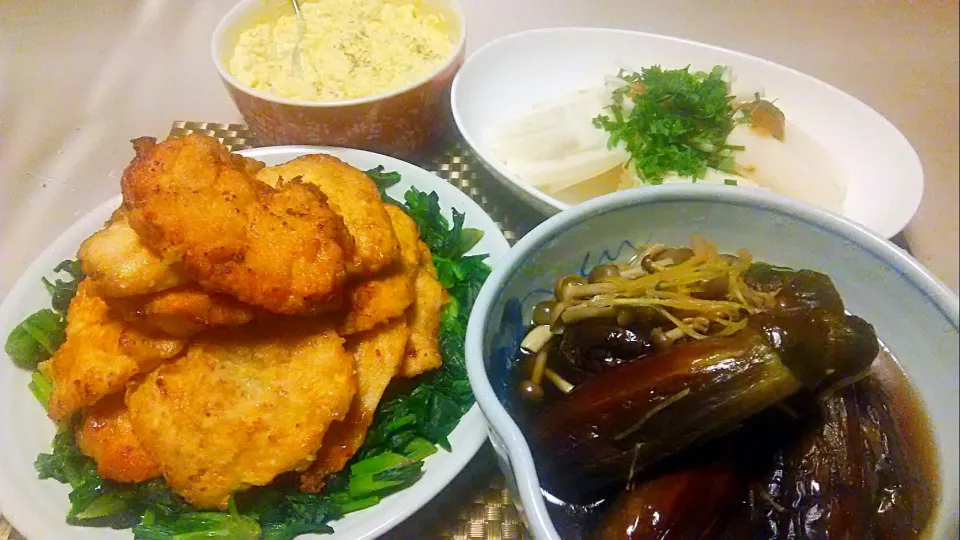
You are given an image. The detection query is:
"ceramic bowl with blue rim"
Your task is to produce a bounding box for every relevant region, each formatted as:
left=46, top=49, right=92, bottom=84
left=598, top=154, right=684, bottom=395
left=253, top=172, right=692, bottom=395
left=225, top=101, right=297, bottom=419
left=464, top=184, right=959, bottom=539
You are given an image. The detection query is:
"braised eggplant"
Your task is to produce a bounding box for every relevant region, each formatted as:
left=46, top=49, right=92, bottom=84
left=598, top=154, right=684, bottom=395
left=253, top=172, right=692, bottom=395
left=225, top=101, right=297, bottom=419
left=532, top=309, right=877, bottom=498
left=557, top=320, right=654, bottom=383
left=596, top=465, right=743, bottom=539
left=740, top=373, right=933, bottom=538
left=744, top=264, right=845, bottom=314
left=509, top=239, right=937, bottom=538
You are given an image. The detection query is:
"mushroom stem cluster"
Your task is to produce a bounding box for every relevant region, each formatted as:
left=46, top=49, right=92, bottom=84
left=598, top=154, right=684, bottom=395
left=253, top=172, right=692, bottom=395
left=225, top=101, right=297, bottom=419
left=517, top=236, right=780, bottom=401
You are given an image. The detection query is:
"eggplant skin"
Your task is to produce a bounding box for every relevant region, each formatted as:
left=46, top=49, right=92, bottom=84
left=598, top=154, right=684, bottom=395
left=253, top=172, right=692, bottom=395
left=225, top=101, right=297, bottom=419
left=558, top=320, right=654, bottom=384
left=532, top=327, right=800, bottom=499
left=748, top=309, right=879, bottom=390
left=531, top=309, right=879, bottom=500
left=744, top=265, right=845, bottom=314
left=595, top=465, right=743, bottom=540
left=741, top=378, right=931, bottom=539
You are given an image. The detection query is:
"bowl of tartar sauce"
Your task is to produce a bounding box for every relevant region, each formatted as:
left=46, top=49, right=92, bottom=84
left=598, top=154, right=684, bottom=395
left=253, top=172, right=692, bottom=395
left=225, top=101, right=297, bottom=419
left=212, top=0, right=465, bottom=157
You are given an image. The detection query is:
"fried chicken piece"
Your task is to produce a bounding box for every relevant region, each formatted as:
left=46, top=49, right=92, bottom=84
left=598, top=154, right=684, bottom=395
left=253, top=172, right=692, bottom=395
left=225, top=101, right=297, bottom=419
left=300, top=317, right=410, bottom=492
left=75, top=393, right=161, bottom=483
left=121, top=135, right=352, bottom=315
left=107, top=285, right=259, bottom=338
left=78, top=204, right=258, bottom=336
left=401, top=267, right=449, bottom=378
left=418, top=240, right=438, bottom=278
left=256, top=154, right=399, bottom=277
left=126, top=320, right=356, bottom=509
left=338, top=205, right=420, bottom=336
left=78, top=208, right=187, bottom=298
left=46, top=280, right=185, bottom=421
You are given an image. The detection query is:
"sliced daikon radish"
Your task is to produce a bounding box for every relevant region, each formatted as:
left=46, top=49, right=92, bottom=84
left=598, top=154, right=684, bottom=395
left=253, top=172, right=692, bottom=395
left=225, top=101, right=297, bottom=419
left=548, top=164, right=623, bottom=205
left=503, top=145, right=629, bottom=192
left=618, top=165, right=764, bottom=190
left=728, top=124, right=845, bottom=211
left=486, top=86, right=629, bottom=191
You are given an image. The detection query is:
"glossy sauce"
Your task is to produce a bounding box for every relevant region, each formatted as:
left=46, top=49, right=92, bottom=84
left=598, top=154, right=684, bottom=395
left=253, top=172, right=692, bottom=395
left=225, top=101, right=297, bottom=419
left=510, top=346, right=939, bottom=538
left=864, top=348, right=941, bottom=536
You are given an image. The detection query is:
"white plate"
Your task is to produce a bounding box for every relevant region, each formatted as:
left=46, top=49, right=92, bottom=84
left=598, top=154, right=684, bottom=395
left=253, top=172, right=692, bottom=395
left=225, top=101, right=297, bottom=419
left=0, top=146, right=511, bottom=540
left=451, top=27, right=924, bottom=239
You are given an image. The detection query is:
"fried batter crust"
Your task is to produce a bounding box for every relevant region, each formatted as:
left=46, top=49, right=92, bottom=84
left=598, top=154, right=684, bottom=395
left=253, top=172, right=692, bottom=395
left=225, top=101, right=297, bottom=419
left=338, top=205, right=420, bottom=336
left=256, top=153, right=399, bottom=277
left=121, top=135, right=352, bottom=315
left=107, top=285, right=258, bottom=338
left=126, top=320, right=356, bottom=509
left=78, top=208, right=187, bottom=298
left=47, top=280, right=185, bottom=421
left=76, top=393, right=161, bottom=483
left=300, top=317, right=410, bottom=492
left=400, top=265, right=448, bottom=378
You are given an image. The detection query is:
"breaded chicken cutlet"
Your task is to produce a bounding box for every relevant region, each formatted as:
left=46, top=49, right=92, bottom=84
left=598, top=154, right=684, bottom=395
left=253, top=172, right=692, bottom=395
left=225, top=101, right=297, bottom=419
left=79, top=206, right=259, bottom=337
left=53, top=134, right=457, bottom=510
left=78, top=208, right=187, bottom=297
left=256, top=154, right=400, bottom=278
left=107, top=286, right=259, bottom=338
left=338, top=204, right=421, bottom=336
left=43, top=280, right=186, bottom=421
left=401, top=246, right=449, bottom=378
left=300, top=317, right=410, bottom=492
left=121, top=135, right=354, bottom=315
left=75, top=394, right=160, bottom=484
left=125, top=319, right=356, bottom=509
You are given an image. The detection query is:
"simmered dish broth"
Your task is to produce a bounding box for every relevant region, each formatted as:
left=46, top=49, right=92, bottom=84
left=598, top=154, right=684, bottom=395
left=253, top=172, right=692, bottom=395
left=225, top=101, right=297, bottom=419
left=506, top=237, right=938, bottom=538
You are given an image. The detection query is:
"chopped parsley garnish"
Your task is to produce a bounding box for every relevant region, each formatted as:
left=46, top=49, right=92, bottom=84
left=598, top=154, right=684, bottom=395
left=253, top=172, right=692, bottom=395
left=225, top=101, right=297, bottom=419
left=593, top=65, right=740, bottom=185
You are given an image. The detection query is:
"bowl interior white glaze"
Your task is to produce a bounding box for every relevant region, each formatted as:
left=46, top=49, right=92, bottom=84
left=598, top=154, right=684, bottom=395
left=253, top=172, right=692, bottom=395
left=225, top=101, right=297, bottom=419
left=451, top=27, right=924, bottom=239
left=465, top=185, right=958, bottom=539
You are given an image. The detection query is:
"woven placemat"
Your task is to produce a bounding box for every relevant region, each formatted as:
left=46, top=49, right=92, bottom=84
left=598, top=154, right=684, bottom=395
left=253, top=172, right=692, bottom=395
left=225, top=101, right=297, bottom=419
left=0, top=122, right=537, bottom=540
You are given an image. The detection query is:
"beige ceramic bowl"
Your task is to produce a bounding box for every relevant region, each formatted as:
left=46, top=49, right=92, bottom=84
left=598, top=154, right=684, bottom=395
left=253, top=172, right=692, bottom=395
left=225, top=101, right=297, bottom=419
left=211, top=0, right=465, bottom=158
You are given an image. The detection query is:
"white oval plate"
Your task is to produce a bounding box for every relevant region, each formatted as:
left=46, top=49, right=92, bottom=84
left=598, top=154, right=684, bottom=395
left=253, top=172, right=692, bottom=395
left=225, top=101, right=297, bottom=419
left=451, top=27, right=924, bottom=239
left=0, top=146, right=510, bottom=540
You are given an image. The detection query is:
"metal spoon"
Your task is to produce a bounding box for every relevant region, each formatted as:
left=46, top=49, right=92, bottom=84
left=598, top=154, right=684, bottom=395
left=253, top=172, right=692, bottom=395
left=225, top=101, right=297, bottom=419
left=290, top=0, right=305, bottom=74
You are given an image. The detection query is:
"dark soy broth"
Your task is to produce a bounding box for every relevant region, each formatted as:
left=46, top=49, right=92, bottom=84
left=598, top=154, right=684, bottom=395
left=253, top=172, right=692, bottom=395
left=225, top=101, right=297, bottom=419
left=509, top=346, right=940, bottom=539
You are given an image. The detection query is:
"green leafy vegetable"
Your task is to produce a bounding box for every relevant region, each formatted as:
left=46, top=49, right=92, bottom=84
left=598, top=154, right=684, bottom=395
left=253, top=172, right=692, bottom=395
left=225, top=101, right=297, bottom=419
left=347, top=461, right=423, bottom=499
left=403, top=188, right=484, bottom=259
left=5, top=309, right=65, bottom=369
left=35, top=421, right=91, bottom=486
left=5, top=260, right=83, bottom=369
left=364, top=166, right=402, bottom=204
left=241, top=489, right=339, bottom=540
left=43, top=260, right=84, bottom=315
left=593, top=65, right=739, bottom=185
left=132, top=479, right=194, bottom=521
left=20, top=175, right=493, bottom=539
left=134, top=500, right=261, bottom=540
left=29, top=371, right=54, bottom=411
left=33, top=423, right=160, bottom=528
